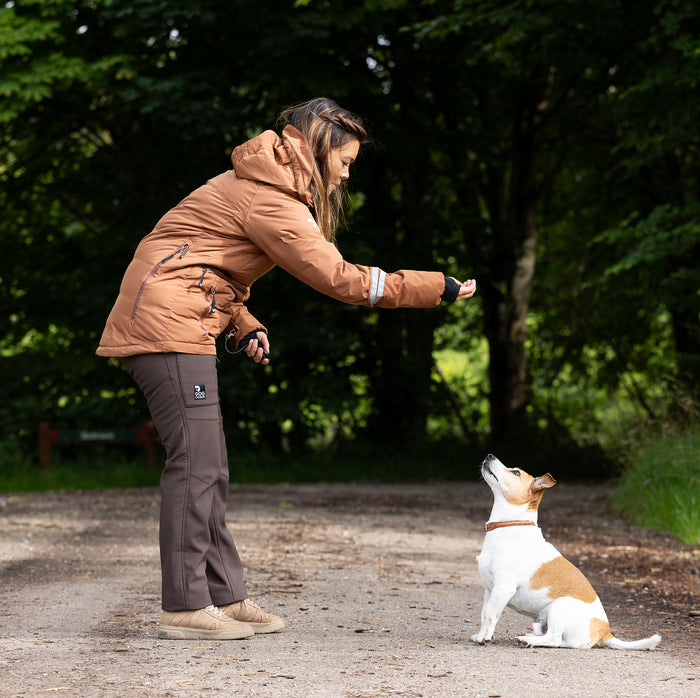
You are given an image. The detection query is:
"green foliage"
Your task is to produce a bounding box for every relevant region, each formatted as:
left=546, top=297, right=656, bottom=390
left=611, top=427, right=700, bottom=546
left=431, top=299, right=490, bottom=441
left=1, top=0, right=699, bottom=476
left=594, top=205, right=700, bottom=367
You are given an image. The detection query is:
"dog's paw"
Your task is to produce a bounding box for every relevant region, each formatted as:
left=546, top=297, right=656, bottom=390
left=517, top=635, right=534, bottom=647
left=470, top=634, right=489, bottom=645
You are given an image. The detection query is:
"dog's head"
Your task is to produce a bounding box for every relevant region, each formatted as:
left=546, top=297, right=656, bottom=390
left=481, top=454, right=556, bottom=513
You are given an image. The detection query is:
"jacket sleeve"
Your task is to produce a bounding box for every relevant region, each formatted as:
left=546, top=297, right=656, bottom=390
left=244, top=193, right=445, bottom=308
left=225, top=303, right=267, bottom=348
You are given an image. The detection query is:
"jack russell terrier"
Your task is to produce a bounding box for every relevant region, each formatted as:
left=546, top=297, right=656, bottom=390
left=471, top=454, right=661, bottom=650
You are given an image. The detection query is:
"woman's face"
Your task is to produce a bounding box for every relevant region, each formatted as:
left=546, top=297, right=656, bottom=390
left=327, top=139, right=360, bottom=190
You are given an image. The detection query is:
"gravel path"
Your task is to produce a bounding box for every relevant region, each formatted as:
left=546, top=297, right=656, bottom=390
left=0, top=481, right=698, bottom=697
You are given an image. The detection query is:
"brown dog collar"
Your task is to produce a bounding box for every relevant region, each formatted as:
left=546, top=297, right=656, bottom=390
left=483, top=520, right=537, bottom=532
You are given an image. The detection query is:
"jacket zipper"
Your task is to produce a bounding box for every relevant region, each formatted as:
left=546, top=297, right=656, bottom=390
left=198, top=268, right=216, bottom=313
left=196, top=268, right=217, bottom=338
left=130, top=243, right=189, bottom=320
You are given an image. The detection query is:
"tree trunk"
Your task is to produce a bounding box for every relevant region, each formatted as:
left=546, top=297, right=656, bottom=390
left=481, top=223, right=537, bottom=445
left=372, top=309, right=435, bottom=444
left=367, top=36, right=437, bottom=445
left=476, top=97, right=542, bottom=446
left=369, top=154, right=437, bottom=444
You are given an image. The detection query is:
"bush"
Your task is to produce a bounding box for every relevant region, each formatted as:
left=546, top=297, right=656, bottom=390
left=610, top=427, right=700, bottom=546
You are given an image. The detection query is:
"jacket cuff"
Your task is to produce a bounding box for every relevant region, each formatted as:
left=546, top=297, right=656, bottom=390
left=441, top=276, right=461, bottom=304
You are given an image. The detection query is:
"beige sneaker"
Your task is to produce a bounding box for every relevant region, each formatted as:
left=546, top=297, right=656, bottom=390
left=221, top=599, right=286, bottom=634
left=158, top=604, right=255, bottom=640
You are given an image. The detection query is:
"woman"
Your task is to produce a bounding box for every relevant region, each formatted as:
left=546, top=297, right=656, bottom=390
left=96, top=97, right=477, bottom=640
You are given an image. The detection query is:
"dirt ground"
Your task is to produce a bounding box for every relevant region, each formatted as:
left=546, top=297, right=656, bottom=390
left=0, top=479, right=698, bottom=697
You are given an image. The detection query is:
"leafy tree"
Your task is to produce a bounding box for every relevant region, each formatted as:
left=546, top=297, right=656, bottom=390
left=1, top=0, right=697, bottom=471
left=529, top=0, right=700, bottom=451
left=601, top=1, right=700, bottom=390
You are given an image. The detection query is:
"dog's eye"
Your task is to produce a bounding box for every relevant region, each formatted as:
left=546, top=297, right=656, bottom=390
left=511, top=469, right=521, bottom=476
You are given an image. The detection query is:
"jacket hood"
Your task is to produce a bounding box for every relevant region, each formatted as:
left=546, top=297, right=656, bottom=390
left=230, top=125, right=314, bottom=206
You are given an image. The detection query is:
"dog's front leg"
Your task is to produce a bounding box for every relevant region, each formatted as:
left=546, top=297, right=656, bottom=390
left=471, top=583, right=516, bottom=644
left=470, top=589, right=490, bottom=644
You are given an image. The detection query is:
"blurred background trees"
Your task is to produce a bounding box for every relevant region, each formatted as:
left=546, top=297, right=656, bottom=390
left=1, top=0, right=698, bottom=478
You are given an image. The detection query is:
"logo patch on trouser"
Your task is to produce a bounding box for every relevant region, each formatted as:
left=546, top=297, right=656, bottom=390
left=194, top=384, right=206, bottom=400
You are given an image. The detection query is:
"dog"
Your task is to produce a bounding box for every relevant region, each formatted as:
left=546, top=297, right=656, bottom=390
left=471, top=454, right=661, bottom=650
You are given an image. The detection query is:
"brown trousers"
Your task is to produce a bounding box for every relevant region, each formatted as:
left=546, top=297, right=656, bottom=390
left=123, top=353, right=247, bottom=611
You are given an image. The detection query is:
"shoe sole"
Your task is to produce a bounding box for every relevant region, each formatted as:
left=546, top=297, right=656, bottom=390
left=158, top=624, right=254, bottom=640
left=249, top=619, right=286, bottom=634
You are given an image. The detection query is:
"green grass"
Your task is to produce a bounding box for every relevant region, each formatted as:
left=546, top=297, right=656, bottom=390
left=0, top=438, right=484, bottom=492
left=229, top=439, right=486, bottom=483
left=0, top=442, right=162, bottom=492
left=610, top=427, right=700, bottom=546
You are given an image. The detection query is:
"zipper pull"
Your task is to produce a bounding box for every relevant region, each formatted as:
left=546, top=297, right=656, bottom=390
left=161, top=243, right=190, bottom=264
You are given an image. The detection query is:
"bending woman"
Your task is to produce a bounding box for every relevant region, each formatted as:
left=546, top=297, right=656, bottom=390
left=96, top=97, right=477, bottom=640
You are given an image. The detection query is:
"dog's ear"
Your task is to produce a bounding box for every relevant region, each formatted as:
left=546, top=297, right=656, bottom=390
left=532, top=473, right=557, bottom=491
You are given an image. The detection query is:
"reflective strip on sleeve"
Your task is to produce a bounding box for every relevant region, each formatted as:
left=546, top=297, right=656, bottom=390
left=369, top=267, right=386, bottom=306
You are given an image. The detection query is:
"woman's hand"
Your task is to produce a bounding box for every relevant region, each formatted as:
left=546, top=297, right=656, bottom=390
left=243, top=331, right=270, bottom=365
left=452, top=278, right=477, bottom=301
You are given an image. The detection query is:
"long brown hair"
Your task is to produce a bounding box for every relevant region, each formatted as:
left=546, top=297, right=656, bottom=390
left=278, top=97, right=368, bottom=241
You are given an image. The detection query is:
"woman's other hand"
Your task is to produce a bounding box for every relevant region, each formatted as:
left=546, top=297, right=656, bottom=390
left=244, top=331, right=270, bottom=364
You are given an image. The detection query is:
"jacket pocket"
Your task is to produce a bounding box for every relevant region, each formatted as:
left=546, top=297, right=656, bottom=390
left=196, top=268, right=215, bottom=337
left=130, top=243, right=189, bottom=321
left=194, top=267, right=236, bottom=339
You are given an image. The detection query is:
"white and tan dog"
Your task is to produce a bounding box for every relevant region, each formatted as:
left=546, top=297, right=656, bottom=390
left=471, top=454, right=661, bottom=650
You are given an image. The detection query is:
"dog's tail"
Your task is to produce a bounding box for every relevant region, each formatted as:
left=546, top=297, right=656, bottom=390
left=603, top=633, right=661, bottom=651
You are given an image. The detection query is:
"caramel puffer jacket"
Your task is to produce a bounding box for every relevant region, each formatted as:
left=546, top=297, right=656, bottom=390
left=96, top=125, right=447, bottom=358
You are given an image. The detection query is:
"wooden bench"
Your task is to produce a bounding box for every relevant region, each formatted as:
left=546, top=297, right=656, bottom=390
left=38, top=421, right=159, bottom=470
